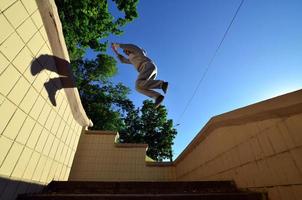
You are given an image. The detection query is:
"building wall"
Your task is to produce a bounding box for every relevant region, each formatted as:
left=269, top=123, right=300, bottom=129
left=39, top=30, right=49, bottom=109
left=69, top=131, right=176, bottom=181
left=0, top=1, right=83, bottom=199
left=174, top=90, right=302, bottom=200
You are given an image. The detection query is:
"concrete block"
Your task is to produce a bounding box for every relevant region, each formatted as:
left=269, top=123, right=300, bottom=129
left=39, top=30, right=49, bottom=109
left=35, top=128, right=49, bottom=152
left=65, top=148, right=72, bottom=167
left=257, top=118, right=281, bottom=131
left=29, top=96, right=45, bottom=120
left=61, top=126, right=70, bottom=144
left=0, top=136, right=13, bottom=165
left=40, top=158, right=52, bottom=183
left=64, top=167, right=71, bottom=180
left=233, top=166, right=248, bottom=187
left=49, top=138, right=59, bottom=159
left=21, top=0, right=37, bottom=14
left=256, top=159, right=278, bottom=187
left=15, top=116, right=35, bottom=145
left=31, top=10, right=43, bottom=28
left=27, top=32, right=45, bottom=56
left=0, top=64, right=21, bottom=96
left=11, top=147, right=32, bottom=178
left=244, top=122, right=260, bottom=138
left=23, top=63, right=37, bottom=84
left=238, top=141, right=255, bottom=165
left=19, top=87, right=39, bottom=113
left=16, top=18, right=38, bottom=43
left=267, top=152, right=302, bottom=185
left=23, top=151, right=40, bottom=180
left=265, top=126, right=288, bottom=153
left=0, top=98, right=16, bottom=134
left=0, top=52, right=9, bottom=74
left=59, top=165, right=67, bottom=180
left=39, top=27, right=49, bottom=41
left=32, top=155, right=47, bottom=181
left=3, top=1, right=28, bottom=28
left=2, top=109, right=27, bottom=140
left=257, top=131, right=275, bottom=157
left=51, top=115, right=61, bottom=135
left=58, top=101, right=68, bottom=118
left=42, top=133, right=54, bottom=156
left=37, top=104, right=51, bottom=126
left=290, top=146, right=302, bottom=175
left=7, top=76, right=30, bottom=105
left=242, top=162, right=259, bottom=187
left=0, top=14, right=14, bottom=45
left=65, top=127, right=75, bottom=147
left=229, top=148, right=241, bottom=168
left=60, top=146, right=68, bottom=164
left=56, top=120, right=66, bottom=139
left=26, top=123, right=43, bottom=149
left=32, top=71, right=48, bottom=93
left=0, top=32, right=24, bottom=61
left=0, top=142, right=23, bottom=176
left=285, top=114, right=302, bottom=147
left=44, top=110, right=56, bottom=131
left=249, top=136, right=265, bottom=160
left=47, top=161, right=58, bottom=181
left=54, top=142, right=64, bottom=162
left=54, top=163, right=63, bottom=180
left=12, top=46, right=33, bottom=74
left=277, top=121, right=296, bottom=149
left=0, top=0, right=17, bottom=12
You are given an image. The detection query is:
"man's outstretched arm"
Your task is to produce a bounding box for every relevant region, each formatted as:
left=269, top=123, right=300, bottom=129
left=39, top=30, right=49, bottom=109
left=111, top=43, right=131, bottom=64
left=117, top=54, right=131, bottom=64
left=112, top=43, right=142, bottom=54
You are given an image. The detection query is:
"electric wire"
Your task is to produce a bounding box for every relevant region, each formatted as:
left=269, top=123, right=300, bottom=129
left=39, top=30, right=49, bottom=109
left=176, top=0, right=245, bottom=124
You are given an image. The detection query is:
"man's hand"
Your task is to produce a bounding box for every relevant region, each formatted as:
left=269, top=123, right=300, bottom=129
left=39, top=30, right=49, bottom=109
left=111, top=43, right=119, bottom=50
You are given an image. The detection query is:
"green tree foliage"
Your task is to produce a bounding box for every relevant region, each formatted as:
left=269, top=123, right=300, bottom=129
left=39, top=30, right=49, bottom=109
left=80, top=82, right=133, bottom=131
left=120, top=100, right=177, bottom=161
left=55, top=0, right=138, bottom=60
left=72, top=54, right=118, bottom=87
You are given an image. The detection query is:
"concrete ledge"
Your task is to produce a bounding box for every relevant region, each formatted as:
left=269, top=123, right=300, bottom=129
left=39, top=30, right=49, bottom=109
left=115, top=143, right=148, bottom=149
left=175, top=89, right=302, bottom=164
left=146, top=162, right=174, bottom=167
left=36, top=0, right=92, bottom=127
left=85, top=130, right=117, bottom=135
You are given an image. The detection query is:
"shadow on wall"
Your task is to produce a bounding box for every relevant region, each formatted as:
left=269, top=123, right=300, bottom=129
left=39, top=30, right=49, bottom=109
left=0, top=177, right=44, bottom=200
left=30, top=54, right=76, bottom=106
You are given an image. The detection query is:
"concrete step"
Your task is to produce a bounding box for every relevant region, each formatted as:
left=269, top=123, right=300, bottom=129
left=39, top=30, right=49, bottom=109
left=43, top=181, right=238, bottom=194
left=17, top=192, right=266, bottom=200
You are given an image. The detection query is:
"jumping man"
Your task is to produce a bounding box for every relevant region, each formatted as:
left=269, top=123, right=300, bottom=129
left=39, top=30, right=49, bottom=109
left=111, top=43, right=168, bottom=108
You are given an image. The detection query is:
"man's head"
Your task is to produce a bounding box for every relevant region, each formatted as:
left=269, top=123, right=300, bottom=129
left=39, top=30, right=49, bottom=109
left=123, top=49, right=132, bottom=56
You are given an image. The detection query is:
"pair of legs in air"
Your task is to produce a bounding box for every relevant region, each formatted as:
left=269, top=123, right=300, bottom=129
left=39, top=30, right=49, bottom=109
left=136, top=62, right=168, bottom=108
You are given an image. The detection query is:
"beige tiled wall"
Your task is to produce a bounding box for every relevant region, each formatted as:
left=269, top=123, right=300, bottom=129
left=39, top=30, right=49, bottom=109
left=0, top=1, right=82, bottom=199
left=69, top=131, right=176, bottom=181
left=174, top=90, right=302, bottom=200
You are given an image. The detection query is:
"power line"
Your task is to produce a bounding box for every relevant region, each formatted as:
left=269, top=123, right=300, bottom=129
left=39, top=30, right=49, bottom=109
left=176, top=0, right=245, bottom=124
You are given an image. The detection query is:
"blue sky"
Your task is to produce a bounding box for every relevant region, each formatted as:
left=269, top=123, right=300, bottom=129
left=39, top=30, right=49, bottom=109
left=88, top=0, right=302, bottom=159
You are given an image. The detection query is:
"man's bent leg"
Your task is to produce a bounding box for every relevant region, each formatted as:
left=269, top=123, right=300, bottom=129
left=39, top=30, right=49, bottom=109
left=135, top=84, right=161, bottom=100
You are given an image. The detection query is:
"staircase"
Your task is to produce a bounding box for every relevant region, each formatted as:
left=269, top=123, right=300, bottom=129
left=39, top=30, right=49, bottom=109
left=17, top=180, right=267, bottom=199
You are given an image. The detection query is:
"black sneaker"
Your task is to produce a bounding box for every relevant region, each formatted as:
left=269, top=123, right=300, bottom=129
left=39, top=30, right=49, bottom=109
left=162, top=82, right=168, bottom=94
left=155, top=95, right=164, bottom=108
